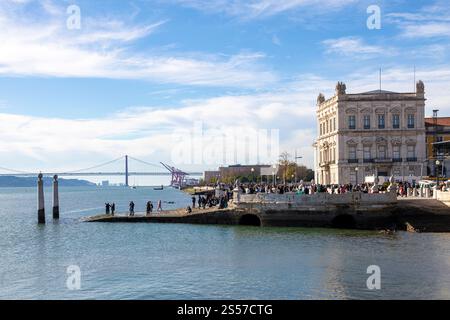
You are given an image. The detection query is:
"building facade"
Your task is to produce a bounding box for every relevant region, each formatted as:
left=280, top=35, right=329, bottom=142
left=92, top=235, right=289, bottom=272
left=425, top=116, right=450, bottom=178
left=314, top=81, right=427, bottom=185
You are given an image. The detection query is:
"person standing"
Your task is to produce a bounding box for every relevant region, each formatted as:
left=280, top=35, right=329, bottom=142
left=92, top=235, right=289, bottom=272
left=129, top=201, right=135, bottom=216
left=105, top=203, right=111, bottom=215
left=111, top=203, right=115, bottom=216
left=192, top=196, right=196, bottom=209
left=146, top=201, right=151, bottom=215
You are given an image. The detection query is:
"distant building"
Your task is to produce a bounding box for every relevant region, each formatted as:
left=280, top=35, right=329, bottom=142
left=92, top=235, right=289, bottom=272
left=314, top=81, right=427, bottom=185
left=219, top=164, right=272, bottom=178
left=203, top=165, right=274, bottom=183
left=203, top=171, right=220, bottom=183
left=101, top=180, right=110, bottom=187
left=425, top=116, right=450, bottom=178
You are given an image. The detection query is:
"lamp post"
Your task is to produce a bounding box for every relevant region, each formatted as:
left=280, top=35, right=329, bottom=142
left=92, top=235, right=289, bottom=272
left=355, top=167, right=359, bottom=187
left=294, top=154, right=303, bottom=184
left=251, top=167, right=255, bottom=183
left=272, top=164, right=277, bottom=185
left=436, top=160, right=441, bottom=188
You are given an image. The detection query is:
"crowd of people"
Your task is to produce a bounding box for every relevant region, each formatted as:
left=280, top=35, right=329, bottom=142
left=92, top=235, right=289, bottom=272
left=103, top=180, right=448, bottom=216
left=105, top=200, right=163, bottom=216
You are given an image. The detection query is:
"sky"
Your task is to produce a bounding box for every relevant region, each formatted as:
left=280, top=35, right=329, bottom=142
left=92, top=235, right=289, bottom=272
left=1, top=0, right=450, bottom=181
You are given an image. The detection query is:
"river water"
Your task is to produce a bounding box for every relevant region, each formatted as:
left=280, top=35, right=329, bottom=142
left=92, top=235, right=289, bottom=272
left=0, top=186, right=449, bottom=300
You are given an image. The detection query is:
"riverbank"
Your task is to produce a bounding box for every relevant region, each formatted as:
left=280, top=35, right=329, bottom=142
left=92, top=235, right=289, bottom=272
left=85, top=198, right=450, bottom=232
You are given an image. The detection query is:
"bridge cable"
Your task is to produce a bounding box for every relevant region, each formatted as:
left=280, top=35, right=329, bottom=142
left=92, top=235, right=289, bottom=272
left=127, top=156, right=165, bottom=169
left=62, top=156, right=125, bottom=174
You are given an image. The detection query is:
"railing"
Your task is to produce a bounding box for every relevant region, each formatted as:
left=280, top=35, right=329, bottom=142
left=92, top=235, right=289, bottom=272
left=406, top=157, right=418, bottom=162
left=348, top=159, right=359, bottom=164
left=374, top=158, right=392, bottom=163
left=393, top=158, right=403, bottom=162
left=363, top=158, right=375, bottom=163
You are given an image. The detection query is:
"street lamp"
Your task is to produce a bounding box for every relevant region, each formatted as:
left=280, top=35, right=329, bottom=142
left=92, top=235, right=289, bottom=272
left=436, top=160, right=441, bottom=187
left=251, top=167, right=255, bottom=183
left=294, top=155, right=303, bottom=183
left=355, top=167, right=359, bottom=187
left=272, top=165, right=277, bottom=184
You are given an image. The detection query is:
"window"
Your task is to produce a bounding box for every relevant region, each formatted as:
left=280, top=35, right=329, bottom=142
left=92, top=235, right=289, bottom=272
left=348, top=146, right=356, bottom=160
left=378, top=114, right=385, bottom=129
left=393, top=114, right=400, bottom=129
left=408, top=145, right=416, bottom=159
left=320, top=123, right=322, bottom=135
left=348, top=115, right=356, bottom=129
left=393, top=145, right=401, bottom=161
left=326, top=120, right=329, bottom=133
left=408, top=114, right=415, bottom=128
left=330, top=119, right=333, bottom=132
left=378, top=145, right=386, bottom=159
left=363, top=115, right=370, bottom=129
left=333, top=118, right=336, bottom=131
left=363, top=146, right=371, bottom=160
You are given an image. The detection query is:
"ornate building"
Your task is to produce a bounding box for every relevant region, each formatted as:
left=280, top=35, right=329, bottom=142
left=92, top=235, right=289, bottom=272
left=425, top=116, right=450, bottom=178
left=313, top=81, right=427, bottom=185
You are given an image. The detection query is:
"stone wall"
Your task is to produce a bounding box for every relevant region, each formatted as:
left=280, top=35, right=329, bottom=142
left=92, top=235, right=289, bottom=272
left=437, top=191, right=450, bottom=207
left=235, top=191, right=397, bottom=208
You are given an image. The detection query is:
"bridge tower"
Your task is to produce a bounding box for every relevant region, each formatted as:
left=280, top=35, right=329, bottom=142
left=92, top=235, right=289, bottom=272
left=125, top=155, right=129, bottom=187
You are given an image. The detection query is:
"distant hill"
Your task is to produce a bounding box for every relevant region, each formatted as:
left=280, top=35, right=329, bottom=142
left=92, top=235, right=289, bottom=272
left=0, top=176, right=96, bottom=188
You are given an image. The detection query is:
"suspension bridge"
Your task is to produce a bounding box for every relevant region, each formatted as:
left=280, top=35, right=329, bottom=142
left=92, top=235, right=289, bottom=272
left=0, top=155, right=202, bottom=187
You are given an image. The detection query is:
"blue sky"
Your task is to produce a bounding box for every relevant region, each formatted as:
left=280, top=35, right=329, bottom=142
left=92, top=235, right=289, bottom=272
left=1, top=0, right=450, bottom=178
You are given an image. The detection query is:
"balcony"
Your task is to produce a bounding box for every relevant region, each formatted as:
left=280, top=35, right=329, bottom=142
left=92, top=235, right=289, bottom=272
left=363, top=158, right=374, bottom=163
left=347, top=159, right=359, bottom=164
left=406, top=157, right=417, bottom=162
left=392, top=158, right=403, bottom=163
left=407, top=124, right=415, bottom=129
left=374, top=158, right=393, bottom=163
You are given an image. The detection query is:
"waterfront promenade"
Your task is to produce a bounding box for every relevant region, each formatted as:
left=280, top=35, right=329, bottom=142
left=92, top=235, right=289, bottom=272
left=85, top=193, right=450, bottom=232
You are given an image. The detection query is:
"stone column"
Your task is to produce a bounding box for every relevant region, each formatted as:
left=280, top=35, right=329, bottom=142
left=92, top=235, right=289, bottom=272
left=37, top=173, right=45, bottom=224
left=53, top=175, right=59, bottom=219
left=425, top=187, right=430, bottom=198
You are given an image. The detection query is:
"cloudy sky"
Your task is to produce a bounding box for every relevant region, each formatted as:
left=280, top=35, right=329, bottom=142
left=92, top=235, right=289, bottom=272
left=0, top=0, right=450, bottom=178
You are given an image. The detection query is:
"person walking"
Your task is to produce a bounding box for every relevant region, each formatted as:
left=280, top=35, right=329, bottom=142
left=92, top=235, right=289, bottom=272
left=157, top=200, right=162, bottom=212
left=129, top=201, right=135, bottom=216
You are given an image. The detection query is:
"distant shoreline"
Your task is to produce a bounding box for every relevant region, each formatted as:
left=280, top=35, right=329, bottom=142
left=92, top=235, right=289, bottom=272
left=0, top=176, right=96, bottom=188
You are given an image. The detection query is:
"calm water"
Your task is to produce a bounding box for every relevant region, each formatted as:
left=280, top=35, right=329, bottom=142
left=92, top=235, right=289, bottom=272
left=0, top=186, right=449, bottom=300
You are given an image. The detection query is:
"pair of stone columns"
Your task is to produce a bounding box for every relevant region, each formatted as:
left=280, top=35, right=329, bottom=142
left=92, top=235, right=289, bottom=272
left=37, top=174, right=59, bottom=224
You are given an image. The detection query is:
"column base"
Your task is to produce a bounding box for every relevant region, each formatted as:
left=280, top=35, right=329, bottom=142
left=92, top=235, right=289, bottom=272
left=38, top=209, right=45, bottom=224
left=53, top=206, right=60, bottom=219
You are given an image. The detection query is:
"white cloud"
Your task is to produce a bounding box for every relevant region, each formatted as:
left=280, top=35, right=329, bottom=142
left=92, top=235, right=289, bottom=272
left=322, top=37, right=394, bottom=58
left=387, top=2, right=450, bottom=38
left=171, top=0, right=356, bottom=19
left=2, top=66, right=449, bottom=173
left=0, top=1, right=277, bottom=88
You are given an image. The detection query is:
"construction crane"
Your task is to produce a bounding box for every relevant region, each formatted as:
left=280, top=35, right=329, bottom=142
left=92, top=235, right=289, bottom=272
left=160, top=162, right=189, bottom=188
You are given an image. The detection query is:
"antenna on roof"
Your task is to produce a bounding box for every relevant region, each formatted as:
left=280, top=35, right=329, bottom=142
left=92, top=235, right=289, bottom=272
left=379, top=68, right=382, bottom=92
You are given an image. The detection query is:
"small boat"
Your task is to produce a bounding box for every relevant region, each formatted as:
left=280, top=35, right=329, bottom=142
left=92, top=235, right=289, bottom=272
left=154, top=185, right=164, bottom=191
